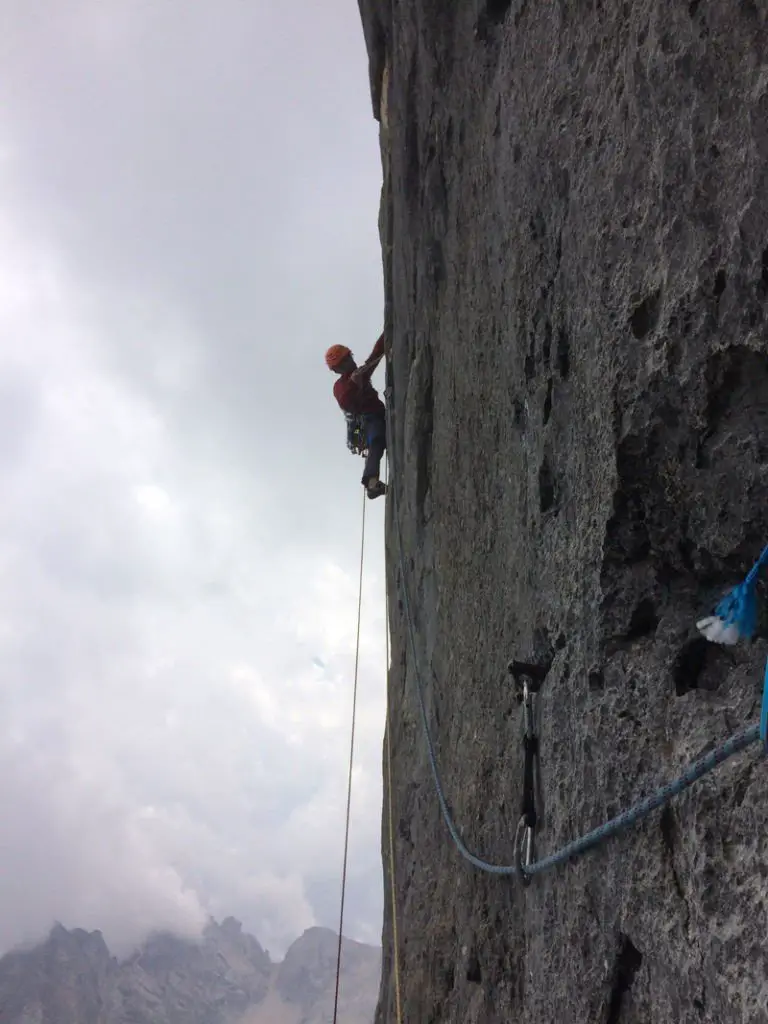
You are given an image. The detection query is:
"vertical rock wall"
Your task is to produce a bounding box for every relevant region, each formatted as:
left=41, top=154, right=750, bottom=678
left=359, top=2, right=768, bottom=1022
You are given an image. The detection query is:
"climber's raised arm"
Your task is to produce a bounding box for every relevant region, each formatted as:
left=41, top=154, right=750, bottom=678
left=351, top=332, right=386, bottom=383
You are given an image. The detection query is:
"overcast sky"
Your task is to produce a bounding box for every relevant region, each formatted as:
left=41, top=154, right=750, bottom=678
left=0, top=0, right=388, bottom=959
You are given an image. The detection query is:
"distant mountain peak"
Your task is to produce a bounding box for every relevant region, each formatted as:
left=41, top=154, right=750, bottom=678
left=0, top=920, right=380, bottom=1024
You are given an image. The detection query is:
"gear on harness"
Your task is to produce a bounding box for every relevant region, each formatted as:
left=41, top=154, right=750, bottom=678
left=345, top=412, right=368, bottom=457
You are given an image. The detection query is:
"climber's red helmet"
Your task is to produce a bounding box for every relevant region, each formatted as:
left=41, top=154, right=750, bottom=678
left=325, top=344, right=354, bottom=372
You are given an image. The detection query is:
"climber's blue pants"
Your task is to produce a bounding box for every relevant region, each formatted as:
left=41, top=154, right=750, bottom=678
left=362, top=413, right=386, bottom=485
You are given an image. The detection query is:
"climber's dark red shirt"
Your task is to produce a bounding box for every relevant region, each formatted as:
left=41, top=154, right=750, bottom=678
left=333, top=335, right=386, bottom=416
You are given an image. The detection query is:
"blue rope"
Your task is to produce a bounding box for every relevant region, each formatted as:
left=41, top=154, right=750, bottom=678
left=744, top=543, right=768, bottom=587
left=523, top=724, right=759, bottom=876
left=384, top=400, right=763, bottom=878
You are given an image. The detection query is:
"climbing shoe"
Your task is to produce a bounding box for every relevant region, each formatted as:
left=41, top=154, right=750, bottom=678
left=366, top=481, right=387, bottom=500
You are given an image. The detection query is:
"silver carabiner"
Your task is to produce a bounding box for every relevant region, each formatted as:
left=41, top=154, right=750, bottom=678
left=514, top=815, right=534, bottom=886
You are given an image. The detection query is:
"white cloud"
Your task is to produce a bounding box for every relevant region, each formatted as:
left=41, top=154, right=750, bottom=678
left=0, top=738, right=207, bottom=956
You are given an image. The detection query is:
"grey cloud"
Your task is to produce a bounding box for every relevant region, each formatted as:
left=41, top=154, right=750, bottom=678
left=0, top=738, right=207, bottom=957
left=0, top=0, right=387, bottom=960
left=0, top=369, right=42, bottom=469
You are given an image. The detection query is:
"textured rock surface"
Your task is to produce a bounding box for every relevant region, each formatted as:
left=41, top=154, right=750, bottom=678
left=358, top=2, right=768, bottom=1022
left=0, top=921, right=379, bottom=1024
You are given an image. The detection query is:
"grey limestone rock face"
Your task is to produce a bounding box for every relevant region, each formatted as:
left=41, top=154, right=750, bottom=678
left=357, top=2, right=768, bottom=1022
left=0, top=924, right=116, bottom=1024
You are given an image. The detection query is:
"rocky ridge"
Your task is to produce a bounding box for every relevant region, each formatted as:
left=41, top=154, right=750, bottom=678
left=0, top=920, right=380, bottom=1024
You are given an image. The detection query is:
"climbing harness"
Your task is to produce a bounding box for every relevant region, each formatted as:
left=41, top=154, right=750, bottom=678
left=383, top=455, right=404, bottom=1024
left=383, top=394, right=766, bottom=880
left=345, top=411, right=369, bottom=457
left=331, top=487, right=366, bottom=1024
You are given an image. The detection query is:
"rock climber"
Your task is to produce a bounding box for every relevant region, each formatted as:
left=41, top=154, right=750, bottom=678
left=325, top=333, right=388, bottom=499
